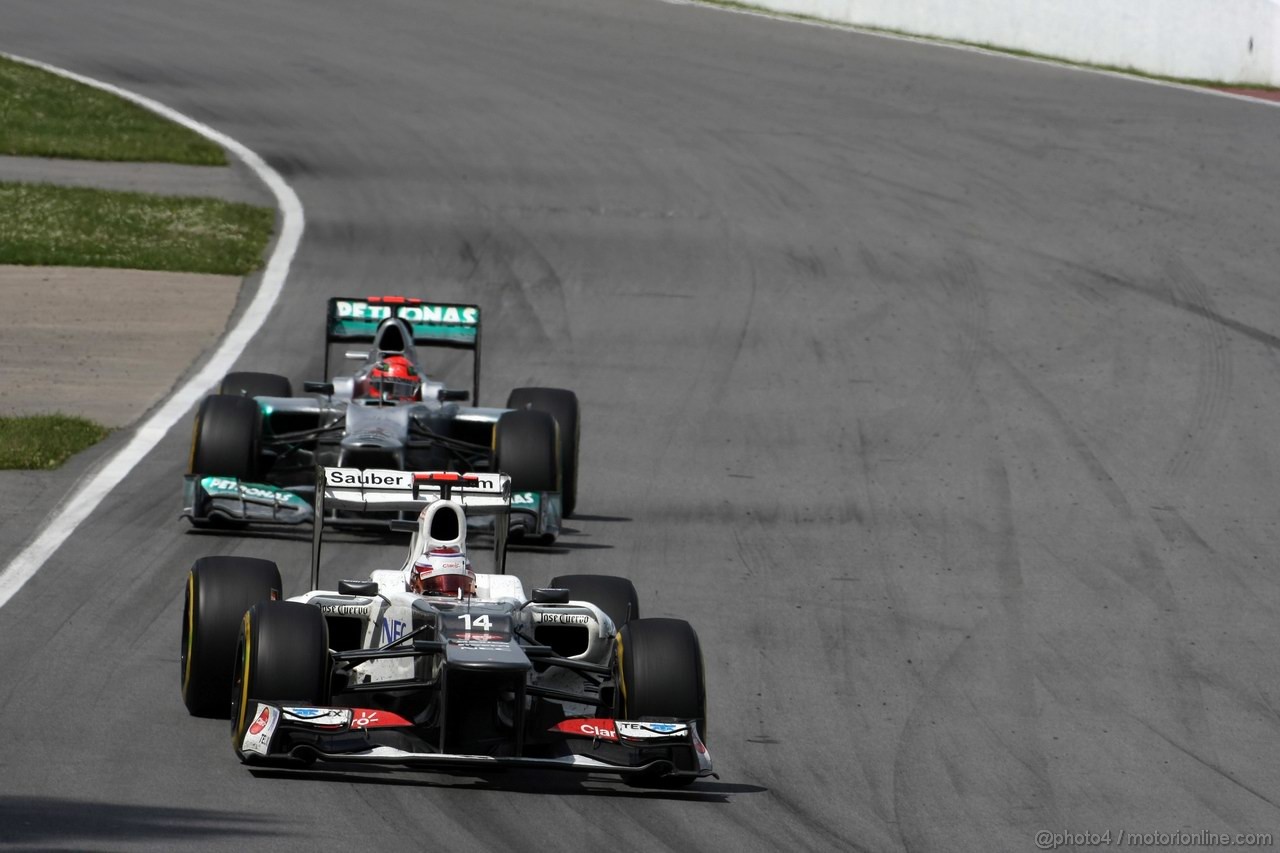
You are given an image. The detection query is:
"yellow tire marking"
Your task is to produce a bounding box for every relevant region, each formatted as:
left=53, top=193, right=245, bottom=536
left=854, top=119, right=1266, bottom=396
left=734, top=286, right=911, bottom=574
left=187, top=412, right=201, bottom=474
left=234, top=610, right=253, bottom=740
left=615, top=631, right=628, bottom=716
left=182, top=573, right=196, bottom=696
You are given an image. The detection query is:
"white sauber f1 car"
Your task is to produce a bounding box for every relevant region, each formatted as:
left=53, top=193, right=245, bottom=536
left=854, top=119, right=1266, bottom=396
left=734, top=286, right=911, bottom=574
left=180, top=467, right=713, bottom=787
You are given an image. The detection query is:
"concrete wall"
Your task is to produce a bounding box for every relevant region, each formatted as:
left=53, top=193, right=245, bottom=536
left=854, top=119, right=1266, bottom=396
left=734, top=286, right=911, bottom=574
left=751, top=0, right=1280, bottom=86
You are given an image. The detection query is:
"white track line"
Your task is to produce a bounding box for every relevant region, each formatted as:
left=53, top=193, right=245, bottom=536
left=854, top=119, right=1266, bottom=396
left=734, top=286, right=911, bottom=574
left=0, top=53, right=305, bottom=610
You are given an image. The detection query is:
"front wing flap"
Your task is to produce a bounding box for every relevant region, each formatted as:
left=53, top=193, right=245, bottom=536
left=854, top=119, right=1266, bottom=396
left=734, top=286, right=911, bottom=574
left=237, top=703, right=713, bottom=783
left=182, top=475, right=313, bottom=525
left=182, top=475, right=559, bottom=539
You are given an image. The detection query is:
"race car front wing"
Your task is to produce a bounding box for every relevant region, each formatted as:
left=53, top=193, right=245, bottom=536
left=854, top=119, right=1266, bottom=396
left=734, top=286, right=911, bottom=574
left=181, top=474, right=561, bottom=539
left=237, top=702, right=714, bottom=784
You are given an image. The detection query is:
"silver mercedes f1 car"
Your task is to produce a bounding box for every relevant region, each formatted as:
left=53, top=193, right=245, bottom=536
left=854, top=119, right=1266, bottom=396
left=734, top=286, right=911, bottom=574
left=180, top=467, right=713, bottom=788
left=182, top=297, right=578, bottom=539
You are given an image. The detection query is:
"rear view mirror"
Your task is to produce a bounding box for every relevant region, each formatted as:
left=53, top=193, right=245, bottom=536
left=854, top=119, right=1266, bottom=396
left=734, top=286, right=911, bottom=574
left=304, top=381, right=335, bottom=395
left=532, top=587, right=570, bottom=604
left=439, top=388, right=469, bottom=402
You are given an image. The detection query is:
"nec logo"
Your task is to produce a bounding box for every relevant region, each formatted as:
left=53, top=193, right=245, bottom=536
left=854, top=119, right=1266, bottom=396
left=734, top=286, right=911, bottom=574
left=381, top=617, right=408, bottom=644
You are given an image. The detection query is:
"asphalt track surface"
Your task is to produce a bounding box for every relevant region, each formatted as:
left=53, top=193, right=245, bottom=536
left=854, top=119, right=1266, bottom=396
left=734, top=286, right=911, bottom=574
left=3, top=2, right=1280, bottom=851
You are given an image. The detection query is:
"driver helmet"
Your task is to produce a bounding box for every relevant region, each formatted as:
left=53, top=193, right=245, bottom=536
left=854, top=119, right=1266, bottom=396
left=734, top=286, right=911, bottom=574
left=410, top=546, right=476, bottom=597
left=355, top=355, right=421, bottom=402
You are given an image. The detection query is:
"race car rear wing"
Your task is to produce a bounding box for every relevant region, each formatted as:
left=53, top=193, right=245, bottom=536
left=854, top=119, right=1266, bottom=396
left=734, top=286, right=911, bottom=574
left=324, top=296, right=481, bottom=403
left=311, top=467, right=512, bottom=589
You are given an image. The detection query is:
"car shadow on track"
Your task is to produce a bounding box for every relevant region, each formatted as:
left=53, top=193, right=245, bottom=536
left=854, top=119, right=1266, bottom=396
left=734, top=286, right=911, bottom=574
left=183, top=525, right=409, bottom=545
left=0, top=795, right=288, bottom=847
left=247, top=766, right=761, bottom=803
left=183, top=525, right=315, bottom=543
left=508, top=541, right=614, bottom=555
left=184, top=526, right=620, bottom=552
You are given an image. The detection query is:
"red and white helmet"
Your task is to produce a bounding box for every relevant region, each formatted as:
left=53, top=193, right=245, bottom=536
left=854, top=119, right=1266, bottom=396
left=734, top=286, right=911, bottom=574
left=354, top=355, right=421, bottom=402
left=407, top=501, right=474, bottom=596
left=411, top=546, right=475, bottom=597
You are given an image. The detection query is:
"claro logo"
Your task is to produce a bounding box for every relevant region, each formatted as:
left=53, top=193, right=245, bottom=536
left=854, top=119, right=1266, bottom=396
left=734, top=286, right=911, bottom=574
left=551, top=717, right=619, bottom=742
left=578, top=722, right=616, bottom=740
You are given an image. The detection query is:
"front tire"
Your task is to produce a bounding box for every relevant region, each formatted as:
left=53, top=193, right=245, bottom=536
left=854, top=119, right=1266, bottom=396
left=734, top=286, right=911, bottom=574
left=181, top=556, right=281, bottom=718
left=494, top=409, right=559, bottom=495
left=189, top=394, right=261, bottom=480
left=506, top=387, right=580, bottom=517
left=231, top=601, right=330, bottom=759
left=616, top=618, right=707, bottom=788
left=220, top=371, right=292, bottom=399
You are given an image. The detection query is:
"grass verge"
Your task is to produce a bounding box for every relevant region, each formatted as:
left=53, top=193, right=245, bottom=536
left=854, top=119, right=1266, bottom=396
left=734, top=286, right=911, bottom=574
left=0, top=55, right=227, bottom=164
left=0, top=182, right=274, bottom=274
left=0, top=414, right=111, bottom=470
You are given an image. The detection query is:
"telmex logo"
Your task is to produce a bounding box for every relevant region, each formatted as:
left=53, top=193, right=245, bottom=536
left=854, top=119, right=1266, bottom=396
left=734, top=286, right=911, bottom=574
left=335, top=301, right=478, bottom=325
left=617, top=721, right=687, bottom=737
left=283, top=707, right=352, bottom=726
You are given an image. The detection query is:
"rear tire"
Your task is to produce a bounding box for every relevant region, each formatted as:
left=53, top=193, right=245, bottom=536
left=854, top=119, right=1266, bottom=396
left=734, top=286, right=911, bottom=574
left=181, top=556, right=282, bottom=718
left=189, top=394, right=261, bottom=480
left=231, top=601, right=330, bottom=759
left=506, top=387, right=580, bottom=517
left=550, top=574, right=639, bottom=629
left=616, top=618, right=707, bottom=788
left=221, top=371, right=292, bottom=399
left=494, top=409, right=559, bottom=495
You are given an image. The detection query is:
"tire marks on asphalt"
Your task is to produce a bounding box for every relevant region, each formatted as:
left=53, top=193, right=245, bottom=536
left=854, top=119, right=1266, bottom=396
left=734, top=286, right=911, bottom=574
left=977, top=349, right=1224, bottom=825
left=890, top=370, right=1060, bottom=853
left=1163, top=258, right=1232, bottom=478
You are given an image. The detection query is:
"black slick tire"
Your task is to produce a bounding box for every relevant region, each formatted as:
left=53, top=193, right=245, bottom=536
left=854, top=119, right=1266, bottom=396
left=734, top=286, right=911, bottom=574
left=220, top=371, right=292, bottom=399
left=181, top=556, right=282, bottom=718
left=189, top=394, right=261, bottom=480
left=616, top=618, right=707, bottom=788
left=231, top=601, right=330, bottom=760
left=550, top=574, right=639, bottom=629
left=506, top=387, right=580, bottom=517
left=494, top=409, right=559, bottom=495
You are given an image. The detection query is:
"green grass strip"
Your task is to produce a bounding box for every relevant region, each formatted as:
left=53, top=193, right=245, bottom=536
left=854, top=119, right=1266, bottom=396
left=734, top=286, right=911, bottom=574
left=0, top=56, right=226, bottom=164
left=0, top=182, right=274, bottom=274
left=0, top=414, right=111, bottom=470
